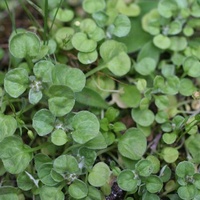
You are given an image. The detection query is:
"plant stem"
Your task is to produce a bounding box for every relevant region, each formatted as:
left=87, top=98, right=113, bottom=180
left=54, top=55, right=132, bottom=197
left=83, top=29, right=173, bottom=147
left=29, top=142, right=49, bottom=152
left=85, top=64, right=106, bottom=78
left=4, top=0, right=16, bottom=32
left=49, top=0, right=64, bottom=36
left=43, top=0, right=48, bottom=44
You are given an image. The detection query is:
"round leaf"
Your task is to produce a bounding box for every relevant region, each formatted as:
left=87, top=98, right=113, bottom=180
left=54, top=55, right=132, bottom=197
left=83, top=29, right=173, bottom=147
left=118, top=128, right=147, bottom=160
left=106, top=51, right=131, bottom=76
left=72, top=32, right=97, bottom=53
left=135, top=57, right=156, bottom=76
left=53, top=8, right=74, bottom=22
left=32, top=109, right=55, bottom=136
left=178, top=185, right=197, bottom=200
left=52, top=65, right=86, bottom=92
left=48, top=85, right=75, bottom=117
left=108, top=14, right=131, bottom=37
left=153, top=34, right=171, bottom=50
left=72, top=111, right=100, bottom=144
left=131, top=108, right=155, bottom=127
left=176, top=161, right=195, bottom=178
left=158, top=0, right=178, bottom=18
left=4, top=68, right=29, bottom=98
left=29, top=89, right=43, bottom=105
left=145, top=175, right=163, bottom=193
left=0, top=114, right=17, bottom=142
left=0, top=136, right=33, bottom=174
left=53, top=155, right=79, bottom=174
left=55, top=27, right=74, bottom=50
left=135, top=159, right=154, bottom=177
left=51, top=129, right=68, bottom=146
left=78, top=50, right=98, bottom=64
left=39, top=186, right=64, bottom=200
left=179, top=78, right=196, bottom=96
left=162, top=147, right=179, bottom=163
left=88, top=162, right=110, bottom=187
left=83, top=0, right=106, bottom=14
left=9, top=32, right=40, bottom=58
left=118, top=84, right=141, bottom=108
left=117, top=170, right=138, bottom=192
left=68, top=179, right=88, bottom=199
left=183, top=56, right=200, bottom=78
left=33, top=60, right=55, bottom=82
left=17, top=172, right=35, bottom=191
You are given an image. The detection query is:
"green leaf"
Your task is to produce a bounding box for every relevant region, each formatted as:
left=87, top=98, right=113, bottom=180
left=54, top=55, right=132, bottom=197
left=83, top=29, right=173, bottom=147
left=53, top=155, right=79, bottom=174
left=75, top=87, right=108, bottom=109
left=145, top=175, right=163, bottom=193
left=34, top=153, right=52, bottom=172
left=88, top=162, right=110, bottom=187
left=72, top=32, right=97, bottom=52
left=33, top=60, right=55, bottom=82
left=186, top=134, right=200, bottom=163
left=4, top=68, right=29, bottom=98
left=146, top=155, right=160, bottom=174
left=0, top=136, right=32, bottom=174
left=158, top=0, right=178, bottom=18
left=162, top=147, right=179, bottom=163
left=55, top=27, right=74, bottom=50
left=183, top=56, right=200, bottom=78
left=117, top=1, right=140, bottom=17
left=85, top=132, right=107, bottom=149
left=78, top=50, right=98, bottom=64
left=51, top=129, right=68, bottom=146
left=72, top=111, right=100, bottom=144
left=169, top=37, right=187, bottom=51
left=135, top=159, right=153, bottom=177
left=118, top=84, right=141, bottom=108
left=80, top=18, right=97, bottom=34
left=79, top=147, right=97, bottom=169
left=162, top=133, right=177, bottom=144
left=131, top=108, right=155, bottom=127
left=17, top=172, right=36, bottom=191
left=0, top=187, right=19, bottom=200
left=68, top=179, right=88, bottom=199
left=0, top=114, right=17, bottom=142
left=28, top=89, right=42, bottom=105
left=32, top=109, right=55, bottom=136
left=108, top=14, right=131, bottom=37
left=153, top=34, right=171, bottom=49
left=178, top=185, right=197, bottom=200
left=39, top=186, right=64, bottom=200
left=53, top=8, right=74, bottom=22
left=48, top=85, right=75, bottom=117
left=86, top=75, right=115, bottom=99
left=137, top=41, right=160, bottom=63
left=100, top=40, right=126, bottom=61
left=176, top=161, right=195, bottom=178
left=117, top=170, right=138, bottom=192
left=87, top=186, right=102, bottom=200
left=179, top=78, right=196, bottom=96
left=159, top=165, right=171, bottom=182
left=106, top=51, right=131, bottom=76
left=83, top=0, right=106, bottom=14
left=52, top=64, right=86, bottom=92
left=9, top=32, right=40, bottom=58
left=154, top=95, right=169, bottom=110
left=38, top=163, right=58, bottom=186
left=135, top=57, right=156, bottom=76
left=118, top=128, right=147, bottom=160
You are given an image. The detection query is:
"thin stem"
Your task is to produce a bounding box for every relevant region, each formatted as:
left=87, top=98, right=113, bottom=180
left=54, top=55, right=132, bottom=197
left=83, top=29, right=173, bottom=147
left=18, top=0, right=42, bottom=30
left=43, top=0, right=48, bottom=44
left=28, top=142, right=49, bottom=152
left=4, top=0, right=16, bottom=32
left=49, top=0, right=64, bottom=35
left=85, top=64, right=106, bottom=78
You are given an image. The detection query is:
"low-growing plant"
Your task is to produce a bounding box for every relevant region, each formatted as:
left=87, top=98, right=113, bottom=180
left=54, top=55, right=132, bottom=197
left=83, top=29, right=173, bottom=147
left=1, top=0, right=200, bottom=199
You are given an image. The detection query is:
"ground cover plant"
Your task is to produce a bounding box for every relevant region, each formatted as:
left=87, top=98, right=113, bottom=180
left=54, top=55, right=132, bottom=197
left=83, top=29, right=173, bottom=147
left=1, top=0, right=200, bottom=199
